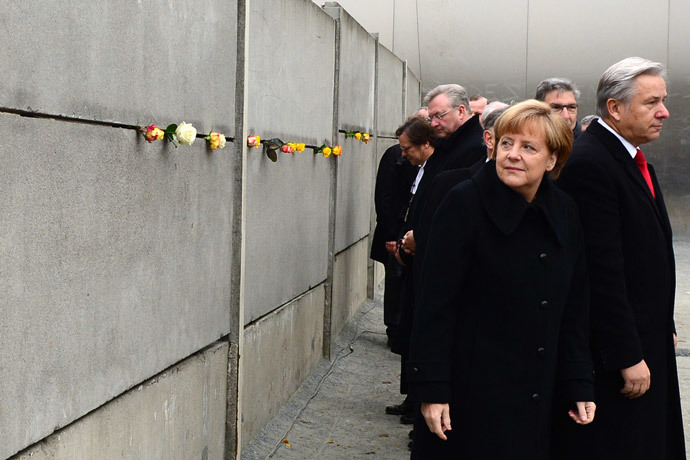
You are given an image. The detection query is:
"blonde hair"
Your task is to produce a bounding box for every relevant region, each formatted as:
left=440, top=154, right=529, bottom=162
left=491, top=99, right=573, bottom=178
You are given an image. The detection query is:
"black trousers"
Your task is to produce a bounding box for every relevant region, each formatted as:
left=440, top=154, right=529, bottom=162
left=383, top=254, right=404, bottom=340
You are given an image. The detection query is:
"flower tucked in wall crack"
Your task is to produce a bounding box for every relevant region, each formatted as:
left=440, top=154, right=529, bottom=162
left=281, top=144, right=294, bottom=154
left=247, top=135, right=261, bottom=148
left=263, top=138, right=284, bottom=162
left=354, top=132, right=362, bottom=140
left=322, top=147, right=332, bottom=158
left=206, top=132, right=226, bottom=150
left=143, top=124, right=165, bottom=143
left=362, top=133, right=370, bottom=143
left=333, top=145, right=342, bottom=156
left=175, top=122, right=197, bottom=145
left=296, top=143, right=305, bottom=152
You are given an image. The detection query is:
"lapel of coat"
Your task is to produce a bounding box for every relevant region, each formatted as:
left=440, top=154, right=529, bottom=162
left=589, top=123, right=664, bottom=223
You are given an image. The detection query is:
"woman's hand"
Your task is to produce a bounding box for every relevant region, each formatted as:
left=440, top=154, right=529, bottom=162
left=568, top=401, right=596, bottom=425
left=421, top=402, right=451, bottom=440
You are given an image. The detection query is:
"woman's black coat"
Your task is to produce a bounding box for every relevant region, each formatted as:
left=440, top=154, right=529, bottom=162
left=407, top=163, right=594, bottom=459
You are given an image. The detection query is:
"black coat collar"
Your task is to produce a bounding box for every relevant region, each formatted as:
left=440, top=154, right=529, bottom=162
left=473, top=161, right=567, bottom=245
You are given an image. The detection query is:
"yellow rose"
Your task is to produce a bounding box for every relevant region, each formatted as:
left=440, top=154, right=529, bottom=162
left=207, top=132, right=226, bottom=150
left=355, top=132, right=362, bottom=140
left=333, top=145, right=342, bottom=156
left=175, top=122, right=197, bottom=145
left=362, top=133, right=370, bottom=143
left=296, top=143, right=305, bottom=152
left=322, top=147, right=332, bottom=158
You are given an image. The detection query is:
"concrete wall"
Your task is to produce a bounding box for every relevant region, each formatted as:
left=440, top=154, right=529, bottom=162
left=243, top=0, right=334, bottom=324
left=240, top=288, right=325, bottom=448
left=2, top=0, right=413, bottom=458
left=12, top=343, right=228, bottom=460
left=0, top=2, right=237, bottom=457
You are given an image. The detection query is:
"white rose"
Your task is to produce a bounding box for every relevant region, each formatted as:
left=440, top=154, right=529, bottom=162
left=218, top=134, right=226, bottom=149
left=175, top=122, right=197, bottom=145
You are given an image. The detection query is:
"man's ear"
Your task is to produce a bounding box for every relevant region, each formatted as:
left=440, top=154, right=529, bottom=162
left=483, top=130, right=493, bottom=150
left=607, top=98, right=623, bottom=122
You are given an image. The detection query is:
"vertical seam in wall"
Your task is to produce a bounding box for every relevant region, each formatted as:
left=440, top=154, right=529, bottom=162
left=525, top=0, right=530, bottom=91
left=323, top=9, right=341, bottom=360
left=402, top=61, right=408, bottom=119
left=367, top=35, right=381, bottom=299
left=227, top=0, right=248, bottom=458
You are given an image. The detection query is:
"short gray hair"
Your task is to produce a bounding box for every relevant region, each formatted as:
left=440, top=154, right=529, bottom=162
left=423, top=84, right=470, bottom=111
left=480, top=101, right=509, bottom=129
left=535, top=78, right=580, bottom=101
left=596, top=57, right=666, bottom=118
left=580, top=114, right=597, bottom=126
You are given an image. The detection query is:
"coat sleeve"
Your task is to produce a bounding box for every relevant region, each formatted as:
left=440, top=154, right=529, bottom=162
left=405, top=186, right=475, bottom=403
left=557, top=156, right=644, bottom=371
left=556, top=208, right=594, bottom=402
left=374, top=147, right=401, bottom=242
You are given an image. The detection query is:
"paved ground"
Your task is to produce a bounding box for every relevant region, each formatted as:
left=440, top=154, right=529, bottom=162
left=243, top=240, right=690, bottom=459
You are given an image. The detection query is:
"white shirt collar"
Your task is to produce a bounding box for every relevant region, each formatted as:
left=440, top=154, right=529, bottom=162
left=597, top=118, right=638, bottom=159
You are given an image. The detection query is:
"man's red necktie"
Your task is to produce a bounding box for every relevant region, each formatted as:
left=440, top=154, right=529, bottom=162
left=635, top=148, right=655, bottom=198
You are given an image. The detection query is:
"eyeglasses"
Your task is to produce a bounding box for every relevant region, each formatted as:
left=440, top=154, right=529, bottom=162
left=425, top=107, right=455, bottom=123
left=549, top=103, right=578, bottom=114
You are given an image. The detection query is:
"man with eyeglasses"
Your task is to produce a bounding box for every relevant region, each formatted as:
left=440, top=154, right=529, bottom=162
left=536, top=77, right=583, bottom=139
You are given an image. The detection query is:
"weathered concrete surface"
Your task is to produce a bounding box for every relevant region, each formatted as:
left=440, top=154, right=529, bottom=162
left=243, top=0, right=334, bottom=323
left=12, top=342, right=229, bottom=460
left=330, top=4, right=377, bottom=253
left=377, top=45, right=405, bottom=137
left=334, top=135, right=375, bottom=253
left=0, top=114, right=234, bottom=459
left=406, top=68, right=422, bottom=115
left=0, top=0, right=237, bottom=137
left=240, top=298, right=409, bottom=459
left=331, top=237, right=370, bottom=340
left=240, top=286, right=326, bottom=450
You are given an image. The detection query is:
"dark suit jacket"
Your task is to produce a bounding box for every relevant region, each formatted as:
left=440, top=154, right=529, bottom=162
left=370, top=144, right=417, bottom=263
left=556, top=120, right=685, bottom=459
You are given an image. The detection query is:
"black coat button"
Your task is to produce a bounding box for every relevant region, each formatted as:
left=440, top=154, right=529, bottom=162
left=539, top=253, right=547, bottom=262
left=540, top=300, right=549, bottom=309
left=411, top=367, right=419, bottom=374
left=537, top=347, right=545, bottom=356
left=531, top=393, right=541, bottom=402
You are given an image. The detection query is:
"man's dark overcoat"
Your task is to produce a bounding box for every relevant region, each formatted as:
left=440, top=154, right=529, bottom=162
left=407, top=163, right=594, bottom=459
left=555, top=121, right=685, bottom=459
left=391, top=115, right=485, bottom=356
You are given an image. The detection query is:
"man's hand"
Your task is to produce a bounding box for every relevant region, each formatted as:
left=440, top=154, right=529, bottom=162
left=421, top=402, right=451, bottom=441
left=568, top=401, right=596, bottom=425
left=402, top=230, right=416, bottom=255
left=620, top=359, right=650, bottom=399
left=385, top=241, right=397, bottom=255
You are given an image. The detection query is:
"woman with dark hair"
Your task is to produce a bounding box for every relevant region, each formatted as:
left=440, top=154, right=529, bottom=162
left=407, top=100, right=595, bottom=459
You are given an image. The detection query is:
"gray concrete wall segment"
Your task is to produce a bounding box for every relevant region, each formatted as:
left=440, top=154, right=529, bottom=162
left=1, top=1, right=237, bottom=137
left=406, top=70, right=422, bottom=115
left=334, top=8, right=377, bottom=131
left=0, top=115, right=234, bottom=458
left=242, top=150, right=331, bottom=324
left=331, top=238, right=369, bottom=340
left=12, top=342, right=228, bottom=460
left=243, top=0, right=334, bottom=324
left=376, top=44, right=405, bottom=137
left=334, top=133, right=376, bottom=253
left=246, top=0, right=335, bottom=140
left=240, top=286, right=325, bottom=449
